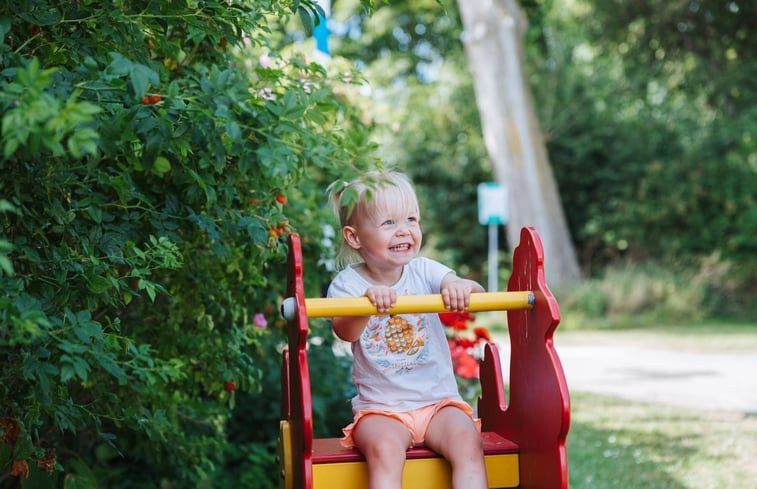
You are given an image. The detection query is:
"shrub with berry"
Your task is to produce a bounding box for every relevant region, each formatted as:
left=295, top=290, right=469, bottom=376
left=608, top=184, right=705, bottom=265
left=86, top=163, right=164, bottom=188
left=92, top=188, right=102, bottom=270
left=0, top=1, right=376, bottom=487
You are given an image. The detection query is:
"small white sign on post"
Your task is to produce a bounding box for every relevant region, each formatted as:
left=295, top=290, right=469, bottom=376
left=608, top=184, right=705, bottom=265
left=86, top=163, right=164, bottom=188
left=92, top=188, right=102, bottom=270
left=477, top=182, right=508, bottom=292
left=477, top=182, right=508, bottom=225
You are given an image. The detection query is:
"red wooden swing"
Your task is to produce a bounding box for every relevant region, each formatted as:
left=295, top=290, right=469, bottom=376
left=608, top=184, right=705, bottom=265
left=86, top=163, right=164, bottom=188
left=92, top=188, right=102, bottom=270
left=278, top=227, right=570, bottom=488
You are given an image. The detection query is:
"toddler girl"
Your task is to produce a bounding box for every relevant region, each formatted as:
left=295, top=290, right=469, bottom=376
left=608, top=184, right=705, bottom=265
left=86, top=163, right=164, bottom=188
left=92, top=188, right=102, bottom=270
left=327, top=170, right=488, bottom=488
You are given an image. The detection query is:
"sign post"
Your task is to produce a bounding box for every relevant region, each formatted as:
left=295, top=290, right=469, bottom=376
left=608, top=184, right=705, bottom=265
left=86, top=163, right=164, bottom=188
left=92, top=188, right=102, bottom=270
left=477, top=182, right=508, bottom=292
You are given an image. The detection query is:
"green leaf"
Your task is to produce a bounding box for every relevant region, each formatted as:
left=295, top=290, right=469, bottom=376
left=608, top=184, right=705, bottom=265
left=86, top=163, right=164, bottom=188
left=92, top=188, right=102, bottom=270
left=0, top=255, right=12, bottom=276
left=73, top=356, right=90, bottom=381
left=12, top=431, right=34, bottom=460
left=298, top=7, right=313, bottom=35
left=87, top=205, right=102, bottom=223
left=129, top=63, right=160, bottom=98
left=88, top=275, right=111, bottom=294
left=60, top=363, right=76, bottom=383
left=96, top=353, right=128, bottom=384
left=226, top=121, right=241, bottom=141
left=0, top=199, right=17, bottom=213
left=138, top=279, right=157, bottom=302
left=153, top=156, right=171, bottom=175
left=74, top=320, right=103, bottom=343
left=0, top=17, right=10, bottom=43
left=3, top=134, right=20, bottom=159
left=106, top=52, right=132, bottom=76
left=68, top=127, right=100, bottom=158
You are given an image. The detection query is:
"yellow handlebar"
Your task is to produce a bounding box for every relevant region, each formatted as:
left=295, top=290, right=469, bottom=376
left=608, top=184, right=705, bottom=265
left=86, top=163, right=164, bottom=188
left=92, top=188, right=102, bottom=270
left=281, top=291, right=534, bottom=320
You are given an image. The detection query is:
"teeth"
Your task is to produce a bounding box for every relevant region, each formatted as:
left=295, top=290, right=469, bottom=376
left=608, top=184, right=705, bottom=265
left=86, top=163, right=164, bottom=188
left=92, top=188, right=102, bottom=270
left=391, top=244, right=410, bottom=251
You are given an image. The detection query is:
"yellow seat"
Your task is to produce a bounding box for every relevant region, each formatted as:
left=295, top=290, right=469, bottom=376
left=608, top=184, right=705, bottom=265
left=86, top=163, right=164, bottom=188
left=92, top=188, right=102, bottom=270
left=310, top=432, right=520, bottom=489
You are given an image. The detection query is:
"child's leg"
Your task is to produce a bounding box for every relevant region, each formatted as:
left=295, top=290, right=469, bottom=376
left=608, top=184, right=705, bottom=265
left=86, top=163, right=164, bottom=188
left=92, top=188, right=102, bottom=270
left=352, top=414, right=412, bottom=489
left=424, top=406, right=488, bottom=489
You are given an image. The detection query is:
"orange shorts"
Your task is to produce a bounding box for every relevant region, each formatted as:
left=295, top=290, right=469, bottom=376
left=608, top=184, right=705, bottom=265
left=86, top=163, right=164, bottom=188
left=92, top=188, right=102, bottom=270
left=340, top=399, right=481, bottom=448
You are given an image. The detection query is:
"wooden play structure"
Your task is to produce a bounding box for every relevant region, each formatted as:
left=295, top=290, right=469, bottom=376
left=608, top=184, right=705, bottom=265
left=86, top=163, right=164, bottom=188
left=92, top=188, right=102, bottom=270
left=278, top=227, right=570, bottom=488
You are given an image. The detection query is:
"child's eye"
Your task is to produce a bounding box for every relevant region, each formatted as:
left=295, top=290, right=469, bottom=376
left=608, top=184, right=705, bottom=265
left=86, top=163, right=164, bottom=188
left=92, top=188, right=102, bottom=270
left=381, top=219, right=394, bottom=226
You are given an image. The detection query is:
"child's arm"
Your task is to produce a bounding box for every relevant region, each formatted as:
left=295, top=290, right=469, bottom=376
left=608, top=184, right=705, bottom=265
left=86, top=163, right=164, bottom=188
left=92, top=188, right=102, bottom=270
left=440, top=272, right=485, bottom=311
left=331, top=285, right=396, bottom=342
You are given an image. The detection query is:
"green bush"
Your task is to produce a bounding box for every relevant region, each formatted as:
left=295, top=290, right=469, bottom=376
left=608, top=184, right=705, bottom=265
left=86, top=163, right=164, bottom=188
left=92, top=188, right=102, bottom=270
left=526, top=0, right=757, bottom=284
left=558, top=253, right=755, bottom=329
left=1, top=1, right=373, bottom=486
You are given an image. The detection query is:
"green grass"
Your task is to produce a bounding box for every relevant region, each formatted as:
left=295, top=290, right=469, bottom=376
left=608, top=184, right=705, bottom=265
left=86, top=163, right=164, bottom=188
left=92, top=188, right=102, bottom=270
left=480, top=310, right=757, bottom=352
left=477, top=314, right=757, bottom=488
left=568, top=391, right=757, bottom=489
left=554, top=323, right=757, bottom=352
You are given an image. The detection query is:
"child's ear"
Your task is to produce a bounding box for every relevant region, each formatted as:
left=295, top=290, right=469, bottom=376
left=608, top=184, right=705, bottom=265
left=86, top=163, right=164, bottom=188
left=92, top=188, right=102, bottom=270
left=342, top=226, right=361, bottom=250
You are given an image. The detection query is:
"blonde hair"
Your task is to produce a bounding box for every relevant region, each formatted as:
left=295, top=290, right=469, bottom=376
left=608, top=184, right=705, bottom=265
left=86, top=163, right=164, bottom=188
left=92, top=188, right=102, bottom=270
left=328, top=170, right=420, bottom=269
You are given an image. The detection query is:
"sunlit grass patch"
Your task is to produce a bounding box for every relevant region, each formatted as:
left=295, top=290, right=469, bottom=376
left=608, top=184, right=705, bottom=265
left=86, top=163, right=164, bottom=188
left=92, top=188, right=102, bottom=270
left=568, top=391, right=757, bottom=489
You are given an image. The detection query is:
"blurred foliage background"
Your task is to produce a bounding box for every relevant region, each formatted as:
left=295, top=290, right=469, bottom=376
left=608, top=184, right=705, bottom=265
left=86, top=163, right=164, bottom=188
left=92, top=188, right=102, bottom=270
left=330, top=0, right=754, bottom=316
left=1, top=0, right=754, bottom=487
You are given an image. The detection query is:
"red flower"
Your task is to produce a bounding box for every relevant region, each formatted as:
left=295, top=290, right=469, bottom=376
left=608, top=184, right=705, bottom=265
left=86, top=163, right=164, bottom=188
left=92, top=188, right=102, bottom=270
left=450, top=319, right=468, bottom=330
left=275, top=193, right=287, bottom=204
left=439, top=311, right=475, bottom=329
left=141, top=95, right=162, bottom=105
left=224, top=380, right=236, bottom=392
left=473, top=327, right=491, bottom=343
left=451, top=349, right=479, bottom=379
left=455, top=338, right=477, bottom=349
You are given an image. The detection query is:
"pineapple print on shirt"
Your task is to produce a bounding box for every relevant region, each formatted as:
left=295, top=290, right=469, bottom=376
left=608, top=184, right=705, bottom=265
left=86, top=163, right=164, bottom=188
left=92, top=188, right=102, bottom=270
left=362, top=313, right=430, bottom=374
left=385, top=316, right=424, bottom=355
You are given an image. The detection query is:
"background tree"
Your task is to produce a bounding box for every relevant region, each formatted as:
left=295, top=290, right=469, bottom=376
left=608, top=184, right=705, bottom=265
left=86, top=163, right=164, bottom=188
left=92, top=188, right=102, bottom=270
left=458, top=0, right=582, bottom=287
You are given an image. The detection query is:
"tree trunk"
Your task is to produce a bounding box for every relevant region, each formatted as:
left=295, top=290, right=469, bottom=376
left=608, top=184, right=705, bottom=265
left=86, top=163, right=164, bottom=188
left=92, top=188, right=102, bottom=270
left=458, top=0, right=581, bottom=287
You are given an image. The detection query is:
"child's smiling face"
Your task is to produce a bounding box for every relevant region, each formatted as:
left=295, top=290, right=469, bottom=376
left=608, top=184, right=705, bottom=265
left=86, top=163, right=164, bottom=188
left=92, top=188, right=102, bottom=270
left=343, top=186, right=422, bottom=281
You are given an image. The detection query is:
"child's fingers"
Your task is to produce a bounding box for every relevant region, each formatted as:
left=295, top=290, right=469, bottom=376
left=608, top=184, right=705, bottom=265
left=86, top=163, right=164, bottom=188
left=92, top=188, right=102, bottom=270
left=368, top=291, right=396, bottom=313
left=376, top=298, right=391, bottom=313
left=443, top=287, right=470, bottom=311
left=443, top=288, right=459, bottom=311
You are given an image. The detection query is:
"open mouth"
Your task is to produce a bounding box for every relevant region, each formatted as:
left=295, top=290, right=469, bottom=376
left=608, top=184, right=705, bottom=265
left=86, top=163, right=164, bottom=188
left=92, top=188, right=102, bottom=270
left=389, top=243, right=411, bottom=252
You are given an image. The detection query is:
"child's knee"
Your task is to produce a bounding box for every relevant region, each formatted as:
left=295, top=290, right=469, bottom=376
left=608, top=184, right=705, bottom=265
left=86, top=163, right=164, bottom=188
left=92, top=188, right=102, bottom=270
left=439, top=426, right=484, bottom=464
left=459, top=428, right=485, bottom=453
left=366, top=436, right=408, bottom=461
left=354, top=417, right=411, bottom=462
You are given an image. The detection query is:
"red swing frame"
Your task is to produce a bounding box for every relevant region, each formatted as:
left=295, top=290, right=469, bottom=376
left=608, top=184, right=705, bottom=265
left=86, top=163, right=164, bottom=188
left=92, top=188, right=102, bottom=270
left=280, top=227, right=570, bottom=488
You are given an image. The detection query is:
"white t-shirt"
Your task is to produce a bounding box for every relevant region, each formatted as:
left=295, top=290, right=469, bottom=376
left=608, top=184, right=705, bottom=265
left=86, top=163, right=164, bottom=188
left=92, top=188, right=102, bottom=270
left=327, top=257, right=463, bottom=413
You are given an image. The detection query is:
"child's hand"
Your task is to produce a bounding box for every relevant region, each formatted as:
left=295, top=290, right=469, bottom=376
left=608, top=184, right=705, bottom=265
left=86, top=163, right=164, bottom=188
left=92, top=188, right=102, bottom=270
left=441, top=276, right=485, bottom=312
left=365, top=286, right=397, bottom=314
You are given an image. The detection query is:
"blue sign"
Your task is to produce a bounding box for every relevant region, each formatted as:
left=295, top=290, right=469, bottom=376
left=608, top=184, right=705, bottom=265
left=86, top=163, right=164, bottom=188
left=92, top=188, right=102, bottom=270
left=313, top=0, right=330, bottom=57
